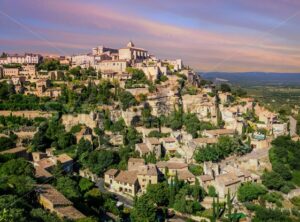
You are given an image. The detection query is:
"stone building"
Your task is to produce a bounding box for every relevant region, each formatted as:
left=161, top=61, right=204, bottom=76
left=37, top=184, right=85, bottom=220
left=119, top=41, right=149, bottom=61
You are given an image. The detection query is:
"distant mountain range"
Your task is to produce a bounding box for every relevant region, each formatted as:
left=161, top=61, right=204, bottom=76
left=200, top=72, right=300, bottom=86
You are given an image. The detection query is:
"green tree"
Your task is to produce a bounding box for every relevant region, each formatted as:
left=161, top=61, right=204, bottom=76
left=237, top=182, right=267, bottom=202
left=183, top=113, right=201, bottom=138
left=30, top=208, right=61, bottom=222
left=220, top=83, right=231, bottom=92
left=79, top=177, right=94, bottom=193
left=146, top=182, right=169, bottom=207
left=0, top=208, right=26, bottom=222
left=119, top=91, right=137, bottom=110
left=262, top=171, right=285, bottom=191
left=57, top=132, right=75, bottom=150
left=82, top=150, right=119, bottom=176
left=0, top=158, right=34, bottom=177
left=56, top=177, right=80, bottom=200
left=0, top=137, right=15, bottom=151
left=131, top=194, right=157, bottom=222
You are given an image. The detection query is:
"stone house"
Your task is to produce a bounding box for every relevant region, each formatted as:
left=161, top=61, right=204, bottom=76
left=144, top=137, right=162, bottom=158
left=128, top=158, right=145, bottom=171
left=36, top=184, right=85, bottom=220
left=44, top=88, right=62, bottom=98
left=79, top=168, right=100, bottom=183
left=104, top=168, right=120, bottom=189
left=161, top=137, right=178, bottom=156
left=113, top=170, right=140, bottom=196
left=3, top=68, right=19, bottom=78
left=33, top=153, right=73, bottom=177
left=202, top=129, right=235, bottom=138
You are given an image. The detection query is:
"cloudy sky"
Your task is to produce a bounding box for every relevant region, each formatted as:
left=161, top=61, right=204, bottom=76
left=1, top=0, right=300, bottom=72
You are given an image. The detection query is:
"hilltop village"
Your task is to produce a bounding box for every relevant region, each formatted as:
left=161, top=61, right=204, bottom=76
left=0, top=42, right=300, bottom=222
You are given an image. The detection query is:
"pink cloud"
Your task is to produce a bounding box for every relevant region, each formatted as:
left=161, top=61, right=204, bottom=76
left=1, top=0, right=300, bottom=72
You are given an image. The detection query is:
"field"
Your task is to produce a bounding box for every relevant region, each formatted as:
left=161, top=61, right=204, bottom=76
left=245, top=86, right=300, bottom=113
left=201, top=72, right=300, bottom=114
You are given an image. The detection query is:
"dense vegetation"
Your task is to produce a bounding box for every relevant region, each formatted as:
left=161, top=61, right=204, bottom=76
left=194, top=136, right=252, bottom=163
left=131, top=177, right=206, bottom=221
left=262, top=136, right=300, bottom=193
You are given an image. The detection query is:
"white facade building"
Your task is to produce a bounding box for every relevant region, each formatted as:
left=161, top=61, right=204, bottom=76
left=1, top=53, right=42, bottom=64
left=71, top=54, right=95, bottom=68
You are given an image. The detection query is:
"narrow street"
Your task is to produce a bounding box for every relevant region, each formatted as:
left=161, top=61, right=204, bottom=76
left=96, top=178, right=134, bottom=208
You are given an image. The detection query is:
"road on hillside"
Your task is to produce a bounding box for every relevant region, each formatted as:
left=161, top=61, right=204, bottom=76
left=96, top=178, right=134, bottom=208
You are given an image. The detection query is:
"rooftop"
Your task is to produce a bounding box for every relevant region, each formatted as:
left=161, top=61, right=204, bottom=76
left=200, top=174, right=214, bottom=182
left=128, top=158, right=145, bottom=164
left=138, top=164, right=159, bottom=176
left=55, top=206, right=86, bottom=220
left=115, top=170, right=138, bottom=185
left=57, top=154, right=73, bottom=163
left=136, top=143, right=150, bottom=154
left=36, top=184, right=72, bottom=206
left=146, top=137, right=161, bottom=145
left=204, top=129, right=235, bottom=136
left=156, top=161, right=188, bottom=170
left=177, top=169, right=195, bottom=180
left=105, top=168, right=119, bottom=176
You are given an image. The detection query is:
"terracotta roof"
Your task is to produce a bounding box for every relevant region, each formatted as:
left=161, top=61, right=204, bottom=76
left=35, top=166, right=53, bottom=179
left=55, top=206, right=85, bottom=220
left=105, top=168, right=119, bottom=176
left=138, top=164, right=159, bottom=176
left=216, top=173, right=241, bottom=187
left=146, top=137, right=161, bottom=145
left=156, top=161, right=188, bottom=170
left=37, top=158, right=55, bottom=170
left=177, top=169, right=195, bottom=180
left=37, top=184, right=72, bottom=206
left=161, top=137, right=177, bottom=143
left=57, top=154, right=73, bottom=163
left=204, top=129, right=235, bottom=136
left=128, top=158, right=145, bottom=164
left=136, top=143, right=150, bottom=154
left=115, top=170, right=138, bottom=185
left=200, top=174, right=214, bottom=182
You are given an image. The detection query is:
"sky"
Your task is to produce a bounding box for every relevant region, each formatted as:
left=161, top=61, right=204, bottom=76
left=0, top=0, right=300, bottom=72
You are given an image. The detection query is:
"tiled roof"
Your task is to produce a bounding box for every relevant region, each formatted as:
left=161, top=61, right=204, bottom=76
left=177, top=169, right=195, bottom=180
left=57, top=154, right=73, bottom=163
left=128, top=158, right=145, bottom=164
left=138, top=164, right=159, bottom=176
left=216, top=173, right=241, bottom=186
left=115, top=170, right=138, bottom=185
left=200, top=174, right=214, bottom=182
left=37, top=158, right=55, bottom=169
left=37, top=184, right=72, bottom=206
left=35, top=166, right=53, bottom=179
left=146, top=137, right=160, bottom=145
left=105, top=168, right=119, bottom=176
left=161, top=137, right=177, bottom=143
left=136, top=143, right=150, bottom=154
left=55, top=206, right=85, bottom=220
left=205, top=129, right=235, bottom=136
left=156, top=161, right=188, bottom=170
